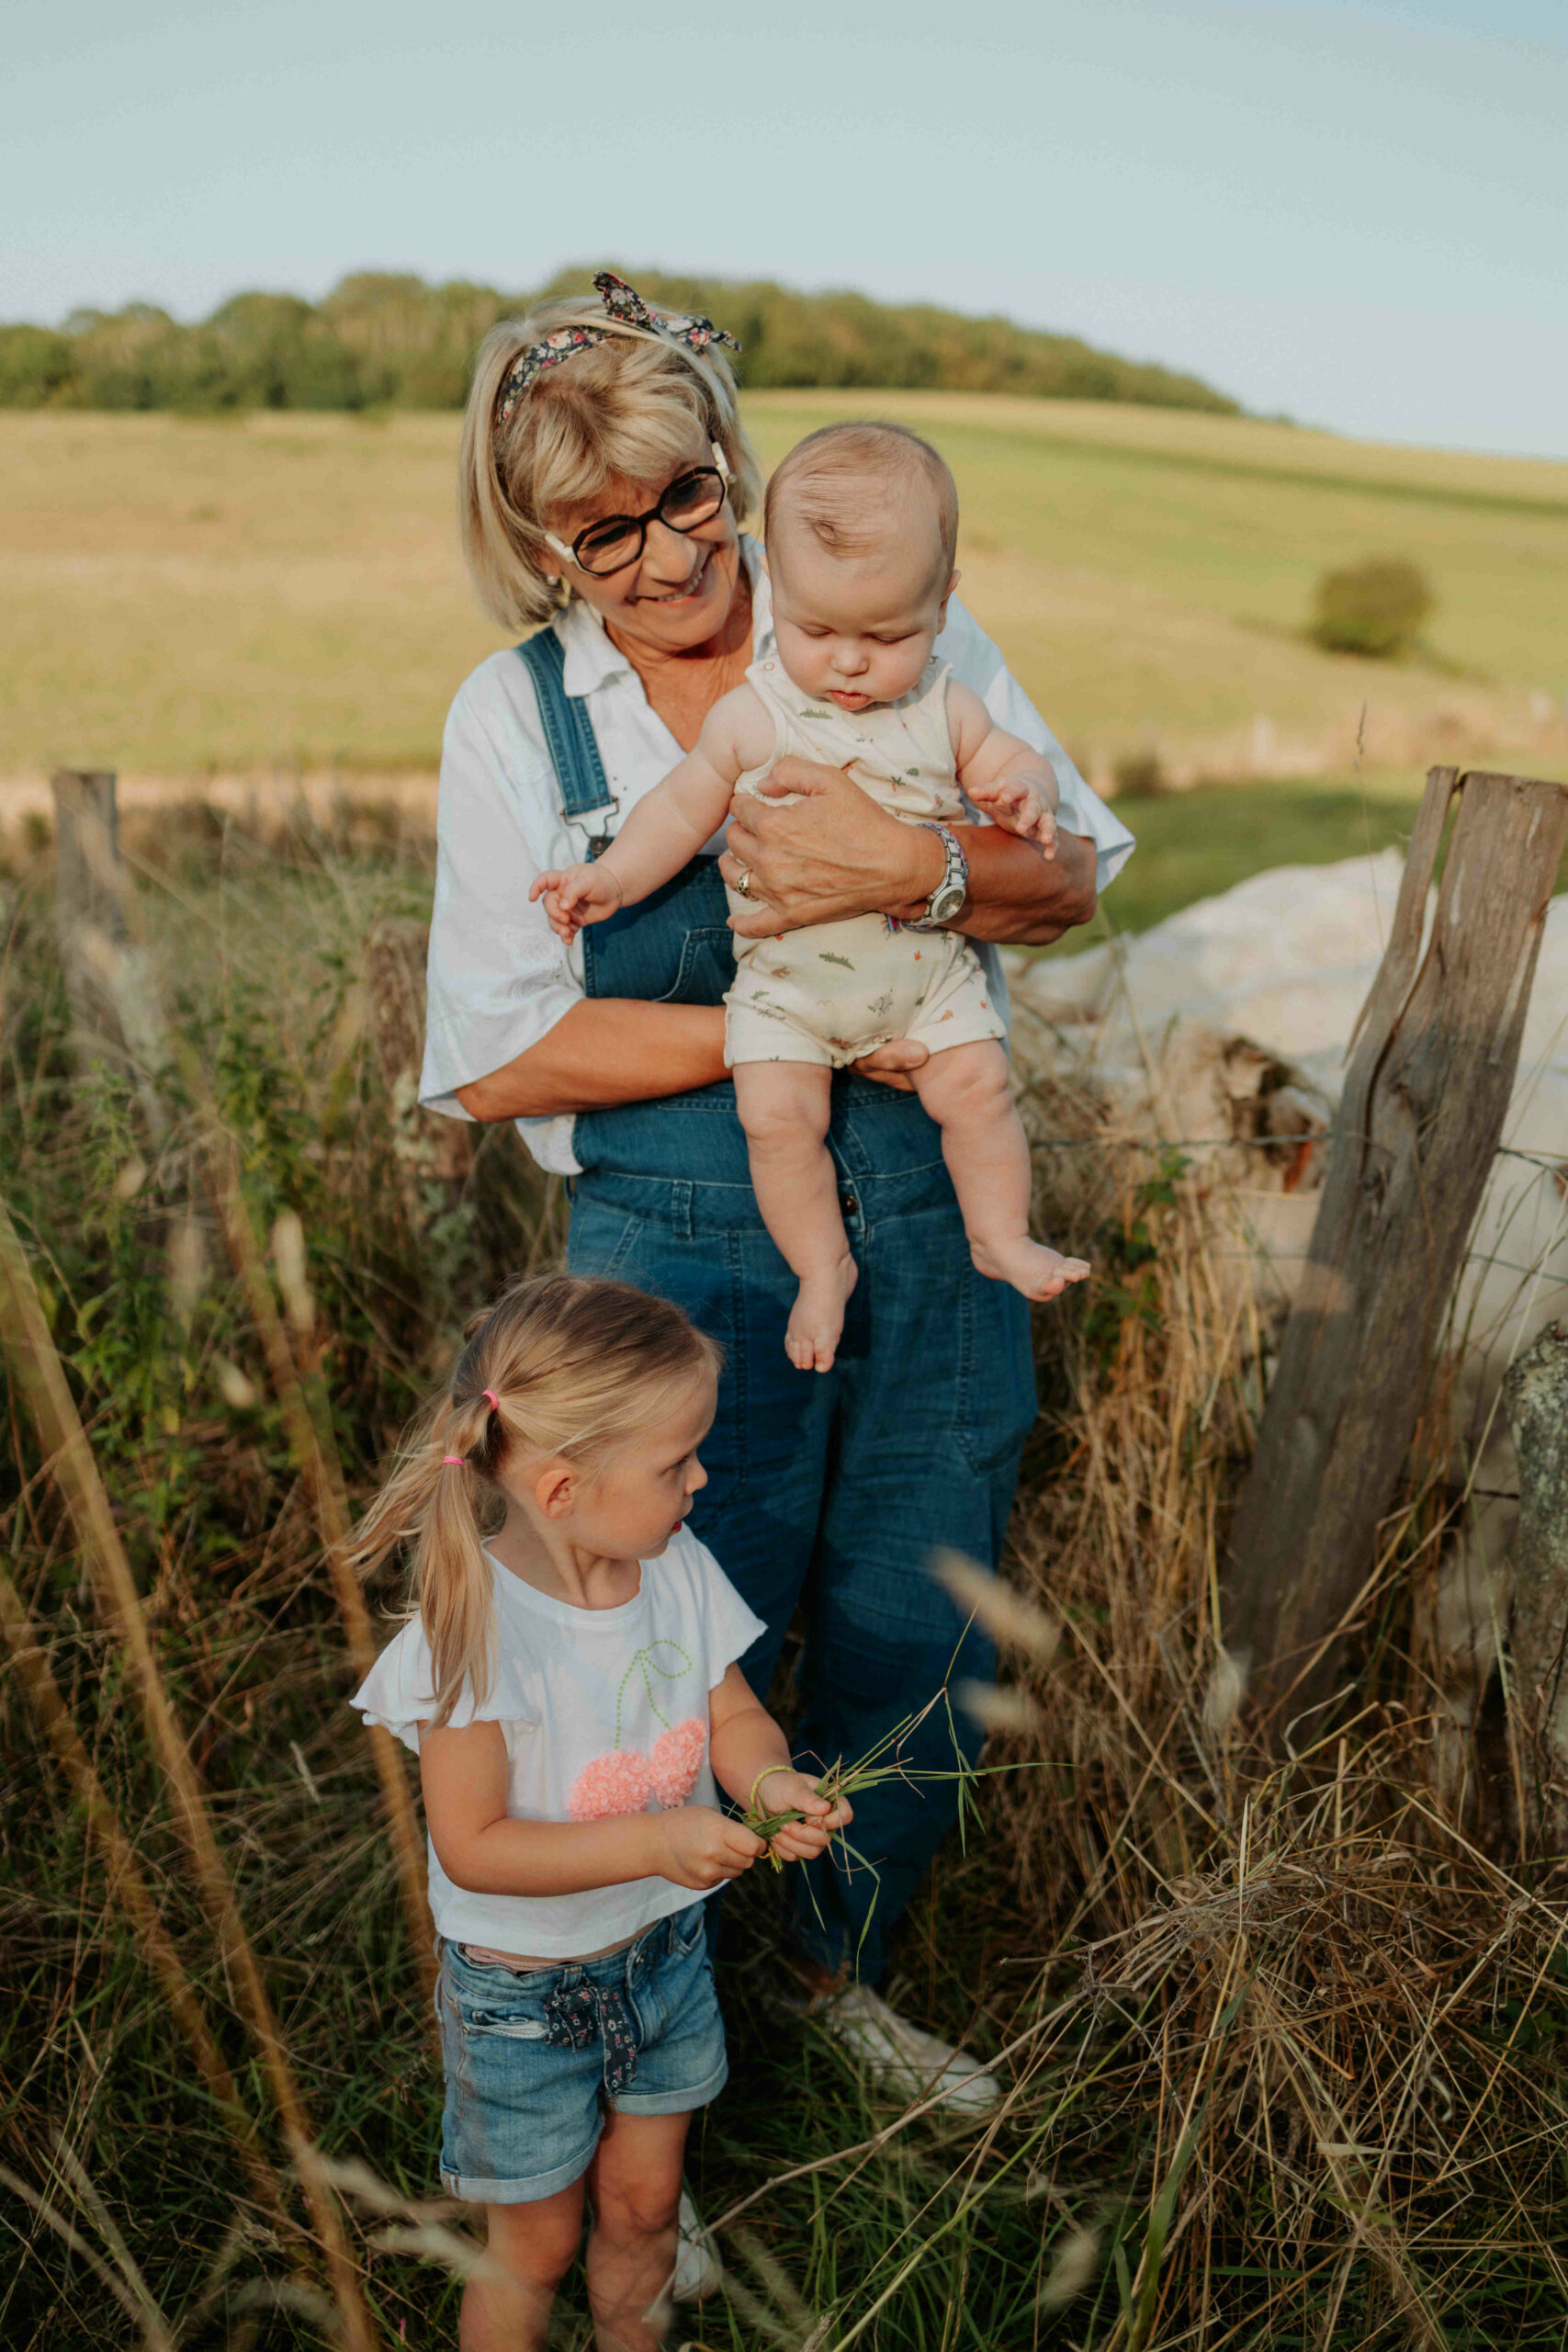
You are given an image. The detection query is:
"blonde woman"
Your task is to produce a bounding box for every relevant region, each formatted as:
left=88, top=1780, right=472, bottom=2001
left=421, top=274, right=1133, bottom=2113
left=350, top=1275, right=851, bottom=2349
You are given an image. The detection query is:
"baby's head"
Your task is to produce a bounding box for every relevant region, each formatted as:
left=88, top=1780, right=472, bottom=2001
left=763, top=424, right=959, bottom=713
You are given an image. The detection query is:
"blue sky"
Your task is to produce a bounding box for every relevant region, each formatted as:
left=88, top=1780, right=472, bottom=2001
left=6, top=0, right=1564, bottom=456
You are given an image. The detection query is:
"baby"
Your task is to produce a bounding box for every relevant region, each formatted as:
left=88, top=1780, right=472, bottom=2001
left=534, top=422, right=1089, bottom=1371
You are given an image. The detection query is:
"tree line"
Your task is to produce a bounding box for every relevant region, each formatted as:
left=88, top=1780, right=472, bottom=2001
left=0, top=266, right=1239, bottom=416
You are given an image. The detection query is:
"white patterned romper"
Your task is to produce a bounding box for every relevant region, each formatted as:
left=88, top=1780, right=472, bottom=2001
left=725, top=656, right=1008, bottom=1070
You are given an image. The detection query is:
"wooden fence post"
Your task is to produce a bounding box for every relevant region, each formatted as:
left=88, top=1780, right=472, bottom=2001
left=52, top=768, right=125, bottom=1038
left=1223, top=765, right=1568, bottom=1728
left=364, top=917, right=475, bottom=1230
left=1503, top=1320, right=1568, bottom=1842
left=51, top=768, right=170, bottom=1136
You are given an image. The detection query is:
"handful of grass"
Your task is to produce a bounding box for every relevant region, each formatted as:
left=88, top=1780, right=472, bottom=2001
left=743, top=1692, right=983, bottom=1874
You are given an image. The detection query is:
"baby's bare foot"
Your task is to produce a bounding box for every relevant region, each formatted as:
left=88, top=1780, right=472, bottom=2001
left=785, top=1257, right=859, bottom=1372
left=970, top=1237, right=1091, bottom=1303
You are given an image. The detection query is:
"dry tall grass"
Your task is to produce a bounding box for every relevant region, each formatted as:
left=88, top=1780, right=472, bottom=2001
left=3, top=803, right=1565, bottom=2347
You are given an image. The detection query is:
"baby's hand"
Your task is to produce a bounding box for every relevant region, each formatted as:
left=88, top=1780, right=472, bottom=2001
left=528, top=861, right=625, bottom=942
left=655, top=1804, right=766, bottom=1892
left=966, top=777, right=1057, bottom=855
left=752, top=1767, right=854, bottom=1864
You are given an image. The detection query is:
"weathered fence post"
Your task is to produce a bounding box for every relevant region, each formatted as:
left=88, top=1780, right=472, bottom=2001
left=364, top=917, right=475, bottom=1230
left=52, top=768, right=125, bottom=1038
left=1503, top=1320, right=1568, bottom=1841
left=51, top=768, right=170, bottom=1136
left=1224, top=765, right=1568, bottom=1728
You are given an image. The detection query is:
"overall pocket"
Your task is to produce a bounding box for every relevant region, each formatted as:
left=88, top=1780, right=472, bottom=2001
left=654, top=925, right=736, bottom=1007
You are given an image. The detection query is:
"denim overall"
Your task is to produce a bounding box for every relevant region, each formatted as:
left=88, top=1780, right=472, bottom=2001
left=523, top=632, right=1036, bottom=1980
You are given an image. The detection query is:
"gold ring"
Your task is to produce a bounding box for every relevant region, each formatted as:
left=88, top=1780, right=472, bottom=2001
left=735, top=865, right=753, bottom=900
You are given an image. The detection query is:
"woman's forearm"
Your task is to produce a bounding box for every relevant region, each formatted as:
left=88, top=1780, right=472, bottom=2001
left=952, top=825, right=1097, bottom=946
left=456, top=1000, right=728, bottom=1123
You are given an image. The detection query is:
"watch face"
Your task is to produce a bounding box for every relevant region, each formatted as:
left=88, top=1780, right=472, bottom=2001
left=930, top=880, right=965, bottom=922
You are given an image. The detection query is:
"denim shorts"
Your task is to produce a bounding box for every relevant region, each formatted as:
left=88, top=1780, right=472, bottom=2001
left=435, top=1904, right=728, bottom=2204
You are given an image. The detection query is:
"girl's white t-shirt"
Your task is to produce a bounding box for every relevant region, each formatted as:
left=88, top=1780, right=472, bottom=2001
left=351, top=1531, right=765, bottom=1958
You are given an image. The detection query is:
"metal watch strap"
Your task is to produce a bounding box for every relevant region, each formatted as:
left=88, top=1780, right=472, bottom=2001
left=904, top=822, right=968, bottom=931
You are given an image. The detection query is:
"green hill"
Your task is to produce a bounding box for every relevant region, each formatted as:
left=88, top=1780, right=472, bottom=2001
left=0, top=266, right=1240, bottom=417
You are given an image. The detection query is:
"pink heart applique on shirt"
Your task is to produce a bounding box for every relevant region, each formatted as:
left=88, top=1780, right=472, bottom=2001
left=567, top=1719, right=707, bottom=1820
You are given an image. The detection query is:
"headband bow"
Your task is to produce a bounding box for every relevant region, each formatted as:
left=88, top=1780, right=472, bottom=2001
left=492, top=271, right=739, bottom=442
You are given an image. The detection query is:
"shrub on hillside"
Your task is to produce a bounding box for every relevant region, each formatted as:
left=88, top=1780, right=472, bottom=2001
left=1111, top=747, right=1168, bottom=799
left=1310, top=556, right=1434, bottom=658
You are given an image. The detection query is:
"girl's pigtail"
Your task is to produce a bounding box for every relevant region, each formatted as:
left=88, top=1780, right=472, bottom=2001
left=342, top=1396, right=495, bottom=1728
left=414, top=1397, right=497, bottom=1728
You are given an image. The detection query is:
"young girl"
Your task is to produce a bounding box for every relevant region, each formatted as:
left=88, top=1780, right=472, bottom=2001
left=348, top=1274, right=850, bottom=2351
left=533, top=422, right=1090, bottom=1376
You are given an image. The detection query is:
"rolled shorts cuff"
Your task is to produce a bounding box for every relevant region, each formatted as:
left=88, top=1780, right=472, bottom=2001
left=612, top=2051, right=729, bottom=2117
left=441, top=2139, right=602, bottom=2206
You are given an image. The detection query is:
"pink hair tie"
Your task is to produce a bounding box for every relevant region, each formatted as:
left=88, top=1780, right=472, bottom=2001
left=482, top=1390, right=500, bottom=1412
left=442, top=1454, right=467, bottom=1468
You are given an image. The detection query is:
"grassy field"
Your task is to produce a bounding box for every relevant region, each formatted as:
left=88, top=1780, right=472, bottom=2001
left=6, top=810, right=1567, bottom=2347
left=6, top=392, right=1568, bottom=2346
left=2, top=398, right=1565, bottom=789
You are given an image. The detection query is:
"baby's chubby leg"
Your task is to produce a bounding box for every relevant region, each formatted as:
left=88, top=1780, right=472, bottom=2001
left=909, top=1041, right=1090, bottom=1302
left=733, top=1061, right=858, bottom=1372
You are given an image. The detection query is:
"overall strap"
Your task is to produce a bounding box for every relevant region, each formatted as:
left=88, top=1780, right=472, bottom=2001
left=517, top=629, right=618, bottom=855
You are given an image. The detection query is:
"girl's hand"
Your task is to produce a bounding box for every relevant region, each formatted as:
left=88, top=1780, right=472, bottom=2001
left=528, top=861, right=625, bottom=943
left=966, top=777, right=1058, bottom=854
left=752, top=1768, right=854, bottom=1863
left=655, top=1804, right=766, bottom=1891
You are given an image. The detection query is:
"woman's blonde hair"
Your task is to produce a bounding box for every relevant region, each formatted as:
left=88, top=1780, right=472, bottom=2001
left=459, top=287, right=764, bottom=631
left=345, top=1274, right=722, bottom=1726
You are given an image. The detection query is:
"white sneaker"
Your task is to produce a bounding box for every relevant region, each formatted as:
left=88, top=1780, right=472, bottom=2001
left=815, top=1984, right=1001, bottom=2117
left=673, top=2185, right=722, bottom=2302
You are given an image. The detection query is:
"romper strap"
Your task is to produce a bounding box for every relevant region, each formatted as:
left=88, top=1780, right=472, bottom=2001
left=517, top=629, right=618, bottom=855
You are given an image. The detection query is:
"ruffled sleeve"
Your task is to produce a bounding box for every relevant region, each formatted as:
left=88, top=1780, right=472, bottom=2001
left=349, top=1607, right=537, bottom=1754
left=673, top=1532, right=766, bottom=1690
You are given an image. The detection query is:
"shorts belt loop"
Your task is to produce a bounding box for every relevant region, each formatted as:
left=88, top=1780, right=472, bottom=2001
left=672, top=1180, right=694, bottom=1241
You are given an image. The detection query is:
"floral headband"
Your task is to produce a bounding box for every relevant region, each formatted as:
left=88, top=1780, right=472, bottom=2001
left=492, top=271, right=740, bottom=443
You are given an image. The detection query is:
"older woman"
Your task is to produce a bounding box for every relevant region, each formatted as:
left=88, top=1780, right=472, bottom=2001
left=423, top=276, right=1132, bottom=2095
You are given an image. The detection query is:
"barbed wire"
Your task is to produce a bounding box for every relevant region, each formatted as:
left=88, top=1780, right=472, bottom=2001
left=1024, top=1133, right=1565, bottom=1172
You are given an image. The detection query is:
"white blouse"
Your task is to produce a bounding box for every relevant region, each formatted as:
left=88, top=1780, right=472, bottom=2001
left=420, top=540, right=1134, bottom=1174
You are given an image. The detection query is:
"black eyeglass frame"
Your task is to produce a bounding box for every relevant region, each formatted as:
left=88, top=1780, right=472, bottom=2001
left=544, top=443, right=734, bottom=578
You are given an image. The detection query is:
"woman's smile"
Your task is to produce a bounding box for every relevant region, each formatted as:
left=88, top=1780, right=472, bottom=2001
left=638, top=551, right=716, bottom=605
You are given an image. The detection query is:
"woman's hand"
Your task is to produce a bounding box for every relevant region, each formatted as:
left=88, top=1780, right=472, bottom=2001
left=719, top=756, right=1099, bottom=949
left=852, top=1038, right=930, bottom=1093
left=720, top=757, right=941, bottom=937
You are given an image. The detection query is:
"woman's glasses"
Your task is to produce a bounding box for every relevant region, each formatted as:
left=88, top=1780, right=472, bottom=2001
left=546, top=444, right=732, bottom=578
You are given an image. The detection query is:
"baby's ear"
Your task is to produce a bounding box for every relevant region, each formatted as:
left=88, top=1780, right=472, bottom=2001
left=936, top=568, right=960, bottom=628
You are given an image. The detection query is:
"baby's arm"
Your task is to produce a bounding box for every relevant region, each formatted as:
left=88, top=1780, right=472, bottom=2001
left=421, top=1720, right=765, bottom=1894
left=947, top=679, right=1059, bottom=855
left=530, top=685, right=767, bottom=940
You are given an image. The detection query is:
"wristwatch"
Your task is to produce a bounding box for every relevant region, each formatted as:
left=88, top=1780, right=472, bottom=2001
left=905, top=822, right=969, bottom=931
